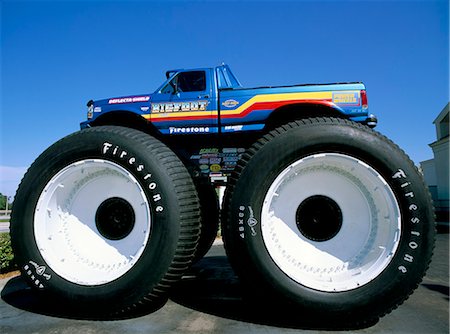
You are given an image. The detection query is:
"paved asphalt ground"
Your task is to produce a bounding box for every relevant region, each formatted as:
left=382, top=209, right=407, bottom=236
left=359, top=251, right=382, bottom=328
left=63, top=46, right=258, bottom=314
left=1, top=234, right=448, bottom=334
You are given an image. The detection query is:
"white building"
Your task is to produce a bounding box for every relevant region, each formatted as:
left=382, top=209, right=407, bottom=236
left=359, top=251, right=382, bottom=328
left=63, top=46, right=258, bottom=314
left=420, top=102, right=449, bottom=223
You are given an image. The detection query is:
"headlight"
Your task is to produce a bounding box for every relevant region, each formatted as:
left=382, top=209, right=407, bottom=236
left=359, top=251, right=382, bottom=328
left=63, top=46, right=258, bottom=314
left=87, top=105, right=94, bottom=119
left=87, top=99, right=94, bottom=119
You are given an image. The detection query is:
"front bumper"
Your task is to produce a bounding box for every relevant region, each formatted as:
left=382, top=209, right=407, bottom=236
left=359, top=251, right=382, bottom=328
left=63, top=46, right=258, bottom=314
left=80, top=121, right=91, bottom=130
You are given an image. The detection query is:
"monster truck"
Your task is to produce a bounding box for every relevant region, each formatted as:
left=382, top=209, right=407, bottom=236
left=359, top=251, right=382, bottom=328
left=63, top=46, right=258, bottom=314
left=11, top=64, right=435, bottom=323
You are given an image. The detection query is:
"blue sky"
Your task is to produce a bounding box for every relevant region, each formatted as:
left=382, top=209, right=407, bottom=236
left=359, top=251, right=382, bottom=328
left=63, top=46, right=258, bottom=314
left=1, top=0, right=449, bottom=197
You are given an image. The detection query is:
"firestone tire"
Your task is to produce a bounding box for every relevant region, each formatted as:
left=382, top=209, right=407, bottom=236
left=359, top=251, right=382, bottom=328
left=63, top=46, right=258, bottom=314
left=10, top=126, right=201, bottom=316
left=223, top=118, right=435, bottom=325
left=192, top=183, right=220, bottom=262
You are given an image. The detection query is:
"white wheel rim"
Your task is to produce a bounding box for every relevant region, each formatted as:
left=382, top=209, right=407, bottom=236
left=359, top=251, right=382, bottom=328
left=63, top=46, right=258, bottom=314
left=34, top=159, right=151, bottom=285
left=261, top=153, right=401, bottom=292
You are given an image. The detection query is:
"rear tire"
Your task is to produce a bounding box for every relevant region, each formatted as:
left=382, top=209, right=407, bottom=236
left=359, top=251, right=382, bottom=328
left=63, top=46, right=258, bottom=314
left=193, top=183, right=220, bottom=262
left=11, top=126, right=201, bottom=316
left=223, top=118, right=435, bottom=325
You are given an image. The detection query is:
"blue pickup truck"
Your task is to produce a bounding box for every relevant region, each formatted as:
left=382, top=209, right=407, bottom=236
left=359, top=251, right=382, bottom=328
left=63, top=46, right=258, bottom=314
left=82, top=64, right=375, bottom=132
left=81, top=64, right=376, bottom=181
left=11, top=64, right=434, bottom=325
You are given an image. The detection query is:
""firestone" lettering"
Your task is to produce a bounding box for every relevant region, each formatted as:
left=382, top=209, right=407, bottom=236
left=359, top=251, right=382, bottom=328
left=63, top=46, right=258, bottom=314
left=169, top=127, right=210, bottom=134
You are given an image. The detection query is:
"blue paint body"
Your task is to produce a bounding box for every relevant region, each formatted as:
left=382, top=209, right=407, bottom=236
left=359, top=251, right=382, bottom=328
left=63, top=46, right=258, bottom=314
left=81, top=65, right=374, bottom=134
left=80, top=65, right=375, bottom=181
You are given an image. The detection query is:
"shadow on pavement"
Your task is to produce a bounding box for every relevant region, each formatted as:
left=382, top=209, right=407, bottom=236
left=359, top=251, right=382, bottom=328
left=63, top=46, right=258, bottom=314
left=170, top=255, right=376, bottom=331
left=422, top=283, right=450, bottom=301
left=1, top=255, right=377, bottom=329
left=0, top=275, right=166, bottom=321
left=1, top=276, right=72, bottom=318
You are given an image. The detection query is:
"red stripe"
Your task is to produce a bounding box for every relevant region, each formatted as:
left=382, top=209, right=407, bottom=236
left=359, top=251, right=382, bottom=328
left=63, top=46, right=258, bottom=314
left=221, top=99, right=333, bottom=119
left=150, top=115, right=218, bottom=122
left=150, top=99, right=334, bottom=123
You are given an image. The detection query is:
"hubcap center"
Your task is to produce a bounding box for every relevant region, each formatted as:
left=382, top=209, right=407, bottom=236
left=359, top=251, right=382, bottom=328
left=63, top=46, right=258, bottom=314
left=296, top=195, right=342, bottom=242
left=95, top=197, right=135, bottom=240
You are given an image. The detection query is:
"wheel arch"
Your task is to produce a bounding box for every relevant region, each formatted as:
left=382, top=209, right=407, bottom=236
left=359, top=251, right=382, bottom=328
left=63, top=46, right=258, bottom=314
left=91, top=110, right=159, bottom=136
left=264, top=102, right=347, bottom=131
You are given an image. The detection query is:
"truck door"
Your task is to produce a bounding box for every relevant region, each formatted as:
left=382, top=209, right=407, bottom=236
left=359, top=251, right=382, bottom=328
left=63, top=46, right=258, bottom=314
left=150, top=69, right=218, bottom=135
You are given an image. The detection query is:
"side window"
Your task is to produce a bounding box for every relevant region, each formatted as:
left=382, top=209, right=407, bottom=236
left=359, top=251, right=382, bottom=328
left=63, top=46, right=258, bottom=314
left=177, top=71, right=206, bottom=92
left=160, top=71, right=206, bottom=94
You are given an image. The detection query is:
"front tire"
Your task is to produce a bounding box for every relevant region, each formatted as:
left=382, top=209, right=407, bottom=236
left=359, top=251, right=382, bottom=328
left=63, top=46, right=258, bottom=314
left=223, top=118, right=435, bottom=324
left=11, top=126, right=201, bottom=316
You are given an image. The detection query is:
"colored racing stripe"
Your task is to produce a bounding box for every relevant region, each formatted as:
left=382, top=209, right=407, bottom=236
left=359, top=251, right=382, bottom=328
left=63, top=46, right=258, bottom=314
left=143, top=91, right=335, bottom=122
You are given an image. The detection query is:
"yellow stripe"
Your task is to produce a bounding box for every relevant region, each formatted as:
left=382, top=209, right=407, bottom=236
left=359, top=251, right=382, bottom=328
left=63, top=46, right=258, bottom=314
left=144, top=91, right=334, bottom=120
left=221, top=91, right=333, bottom=116
left=144, top=111, right=213, bottom=119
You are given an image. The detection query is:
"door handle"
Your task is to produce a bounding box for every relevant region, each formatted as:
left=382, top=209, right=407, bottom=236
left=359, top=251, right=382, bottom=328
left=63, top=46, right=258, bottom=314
left=198, top=95, right=209, bottom=99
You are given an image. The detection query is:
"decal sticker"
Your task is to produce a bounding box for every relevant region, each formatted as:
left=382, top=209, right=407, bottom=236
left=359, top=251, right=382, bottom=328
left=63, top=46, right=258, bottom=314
left=146, top=91, right=335, bottom=123
left=332, top=92, right=360, bottom=105
left=201, top=153, right=219, bottom=158
left=222, top=124, right=264, bottom=133
left=224, top=161, right=237, bottom=166
left=223, top=156, right=239, bottom=162
left=222, top=164, right=236, bottom=172
left=140, top=106, right=150, bottom=112
left=169, top=126, right=210, bottom=134
left=200, top=148, right=219, bottom=154
left=189, top=147, right=245, bottom=178
left=108, top=96, right=150, bottom=104
left=224, top=125, right=244, bottom=132
left=222, top=99, right=239, bottom=108
left=152, top=101, right=208, bottom=113
left=210, top=164, right=221, bottom=172
left=161, top=127, right=217, bottom=135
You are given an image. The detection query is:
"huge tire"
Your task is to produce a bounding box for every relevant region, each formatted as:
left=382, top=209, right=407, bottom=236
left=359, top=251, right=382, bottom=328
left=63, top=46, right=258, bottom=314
left=192, top=183, right=220, bottom=262
left=10, top=126, right=201, bottom=316
left=223, top=118, right=435, bottom=325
